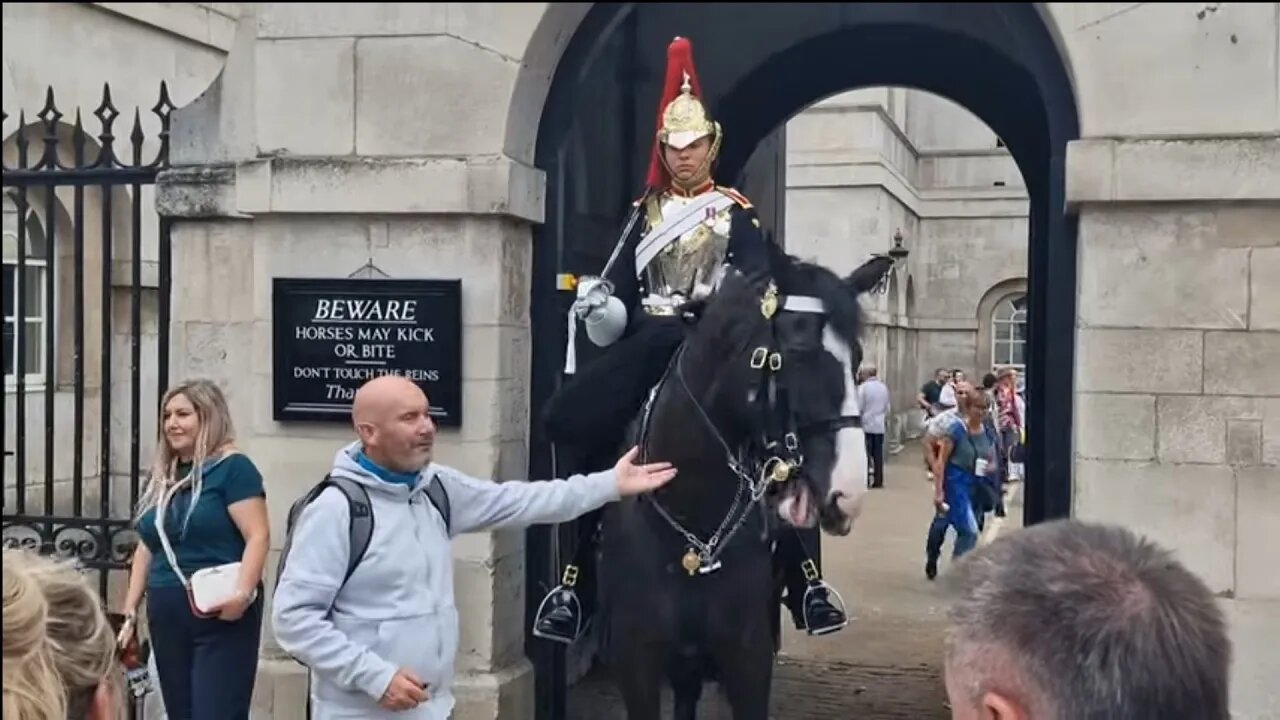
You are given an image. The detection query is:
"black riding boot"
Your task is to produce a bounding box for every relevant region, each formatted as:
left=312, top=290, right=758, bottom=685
left=533, top=508, right=603, bottom=645
left=779, top=528, right=848, bottom=636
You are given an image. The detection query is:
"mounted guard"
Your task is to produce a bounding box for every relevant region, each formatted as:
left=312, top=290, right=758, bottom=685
left=534, top=36, right=849, bottom=645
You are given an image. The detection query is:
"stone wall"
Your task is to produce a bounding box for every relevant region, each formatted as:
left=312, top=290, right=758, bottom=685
left=1068, top=137, right=1280, bottom=717
left=158, top=201, right=539, bottom=717
left=152, top=6, right=551, bottom=715
left=1032, top=4, right=1280, bottom=714
left=2, top=2, right=236, bottom=112
left=1050, top=5, right=1280, bottom=710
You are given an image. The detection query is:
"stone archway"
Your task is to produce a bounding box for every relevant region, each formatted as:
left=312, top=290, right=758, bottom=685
left=518, top=4, right=1079, bottom=717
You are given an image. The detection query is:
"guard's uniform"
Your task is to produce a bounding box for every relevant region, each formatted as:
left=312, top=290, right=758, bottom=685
left=534, top=36, right=847, bottom=645
left=542, top=184, right=770, bottom=453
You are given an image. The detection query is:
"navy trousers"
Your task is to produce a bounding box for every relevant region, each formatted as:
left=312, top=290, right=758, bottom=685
left=147, top=584, right=263, bottom=720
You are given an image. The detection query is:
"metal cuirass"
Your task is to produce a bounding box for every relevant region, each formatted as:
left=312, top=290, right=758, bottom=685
left=641, top=193, right=733, bottom=312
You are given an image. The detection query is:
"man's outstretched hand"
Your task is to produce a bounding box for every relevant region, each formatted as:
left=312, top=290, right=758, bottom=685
left=613, top=446, right=677, bottom=495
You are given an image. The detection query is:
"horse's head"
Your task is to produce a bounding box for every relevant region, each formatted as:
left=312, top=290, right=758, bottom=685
left=769, top=252, right=893, bottom=535
left=678, top=251, right=894, bottom=536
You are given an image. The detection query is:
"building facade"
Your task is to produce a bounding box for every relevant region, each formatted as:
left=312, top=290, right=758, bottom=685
left=4, top=3, right=1278, bottom=719
left=786, top=87, right=1030, bottom=445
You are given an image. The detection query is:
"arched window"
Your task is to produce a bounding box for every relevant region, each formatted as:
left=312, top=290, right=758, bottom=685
left=991, top=293, right=1027, bottom=370
left=3, top=193, right=49, bottom=386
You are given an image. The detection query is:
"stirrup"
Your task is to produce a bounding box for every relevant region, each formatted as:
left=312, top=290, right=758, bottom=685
left=532, top=586, right=585, bottom=645
left=531, top=565, right=585, bottom=645
left=802, top=579, right=850, bottom=637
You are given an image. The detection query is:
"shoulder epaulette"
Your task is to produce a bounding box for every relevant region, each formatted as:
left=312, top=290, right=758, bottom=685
left=643, top=194, right=663, bottom=229
left=716, top=186, right=753, bottom=209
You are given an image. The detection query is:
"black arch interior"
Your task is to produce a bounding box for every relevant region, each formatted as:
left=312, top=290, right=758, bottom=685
left=714, top=23, right=1053, bottom=195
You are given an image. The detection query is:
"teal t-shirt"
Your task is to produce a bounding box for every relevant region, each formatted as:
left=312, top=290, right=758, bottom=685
left=137, top=453, right=265, bottom=588
left=945, top=420, right=997, bottom=485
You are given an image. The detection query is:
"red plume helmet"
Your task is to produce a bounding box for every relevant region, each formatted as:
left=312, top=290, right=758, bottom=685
left=645, top=37, right=720, bottom=190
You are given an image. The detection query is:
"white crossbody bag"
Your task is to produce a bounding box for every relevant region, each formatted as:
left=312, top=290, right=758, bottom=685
left=155, top=453, right=257, bottom=617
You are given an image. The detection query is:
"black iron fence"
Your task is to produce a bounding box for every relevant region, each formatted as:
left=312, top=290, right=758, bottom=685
left=2, top=83, right=172, bottom=603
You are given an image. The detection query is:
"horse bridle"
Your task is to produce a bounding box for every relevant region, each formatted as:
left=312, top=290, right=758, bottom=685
left=639, top=281, right=862, bottom=576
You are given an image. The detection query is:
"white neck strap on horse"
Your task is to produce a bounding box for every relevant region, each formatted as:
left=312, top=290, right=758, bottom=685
left=782, top=295, right=825, bottom=314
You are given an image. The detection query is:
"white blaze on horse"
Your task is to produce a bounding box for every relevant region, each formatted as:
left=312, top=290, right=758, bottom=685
left=777, top=324, right=869, bottom=535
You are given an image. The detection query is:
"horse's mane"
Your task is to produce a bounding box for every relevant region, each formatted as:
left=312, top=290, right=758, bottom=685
left=681, top=270, right=768, bottom=363
left=764, top=237, right=865, bottom=350
left=679, top=236, right=871, bottom=369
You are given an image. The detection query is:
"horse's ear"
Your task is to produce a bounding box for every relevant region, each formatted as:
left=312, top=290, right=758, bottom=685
left=845, top=255, right=895, bottom=295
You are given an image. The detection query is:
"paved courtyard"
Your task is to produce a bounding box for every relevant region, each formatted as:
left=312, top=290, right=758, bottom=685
left=569, top=440, right=1023, bottom=718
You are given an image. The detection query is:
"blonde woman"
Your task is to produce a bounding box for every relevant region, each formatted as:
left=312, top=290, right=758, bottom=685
left=116, top=379, right=269, bottom=720
left=2, top=548, right=121, bottom=720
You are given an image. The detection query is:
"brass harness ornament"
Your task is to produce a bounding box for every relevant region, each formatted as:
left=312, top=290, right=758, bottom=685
left=561, top=564, right=579, bottom=588
left=681, top=549, right=702, bottom=576
left=760, top=281, right=779, bottom=319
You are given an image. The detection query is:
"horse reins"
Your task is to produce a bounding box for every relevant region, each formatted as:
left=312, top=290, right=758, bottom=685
left=639, top=282, right=860, bottom=577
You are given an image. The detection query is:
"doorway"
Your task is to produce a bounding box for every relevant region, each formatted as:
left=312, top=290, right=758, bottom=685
left=524, top=5, right=1078, bottom=718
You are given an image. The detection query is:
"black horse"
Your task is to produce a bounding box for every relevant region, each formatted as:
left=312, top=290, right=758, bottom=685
left=597, top=251, right=894, bottom=719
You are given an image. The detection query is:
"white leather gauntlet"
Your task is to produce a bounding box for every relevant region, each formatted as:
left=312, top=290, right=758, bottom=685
left=584, top=295, right=626, bottom=347
left=572, top=277, right=627, bottom=347
left=563, top=277, right=628, bottom=375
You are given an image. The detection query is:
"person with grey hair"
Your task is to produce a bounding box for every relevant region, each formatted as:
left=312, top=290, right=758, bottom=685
left=943, top=520, right=1231, bottom=720
left=857, top=362, right=890, bottom=488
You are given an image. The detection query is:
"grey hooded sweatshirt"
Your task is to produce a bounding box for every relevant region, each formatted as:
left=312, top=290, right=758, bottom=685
left=272, top=442, right=620, bottom=719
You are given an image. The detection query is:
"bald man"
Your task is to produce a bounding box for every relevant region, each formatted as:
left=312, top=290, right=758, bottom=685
left=272, top=376, right=676, bottom=719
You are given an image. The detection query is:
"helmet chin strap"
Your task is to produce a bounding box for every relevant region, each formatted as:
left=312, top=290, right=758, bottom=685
left=671, top=165, right=713, bottom=192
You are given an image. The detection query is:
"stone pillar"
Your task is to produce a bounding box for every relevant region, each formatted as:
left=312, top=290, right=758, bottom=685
left=1068, top=136, right=1280, bottom=716
left=155, top=5, right=545, bottom=718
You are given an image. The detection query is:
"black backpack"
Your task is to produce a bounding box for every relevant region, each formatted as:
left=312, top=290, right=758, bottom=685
left=275, top=473, right=452, bottom=594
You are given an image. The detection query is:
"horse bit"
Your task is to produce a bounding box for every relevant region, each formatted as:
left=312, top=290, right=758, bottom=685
left=640, top=282, right=855, bottom=577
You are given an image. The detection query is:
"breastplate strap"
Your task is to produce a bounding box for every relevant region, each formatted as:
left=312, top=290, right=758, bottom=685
left=634, top=192, right=736, bottom=276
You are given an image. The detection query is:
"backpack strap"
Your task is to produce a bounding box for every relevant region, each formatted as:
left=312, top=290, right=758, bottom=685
left=277, top=474, right=376, bottom=705
left=323, top=475, right=375, bottom=584
left=277, top=474, right=375, bottom=590
left=424, top=473, right=451, bottom=535
left=277, top=479, right=328, bottom=590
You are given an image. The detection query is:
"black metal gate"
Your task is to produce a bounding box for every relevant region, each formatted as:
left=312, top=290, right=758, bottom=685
left=2, top=80, right=172, bottom=636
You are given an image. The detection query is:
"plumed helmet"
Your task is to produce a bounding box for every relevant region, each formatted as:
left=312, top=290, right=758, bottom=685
left=646, top=37, right=722, bottom=189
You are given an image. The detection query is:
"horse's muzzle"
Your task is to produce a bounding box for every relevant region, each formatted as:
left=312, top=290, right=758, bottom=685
left=819, top=492, right=855, bottom=536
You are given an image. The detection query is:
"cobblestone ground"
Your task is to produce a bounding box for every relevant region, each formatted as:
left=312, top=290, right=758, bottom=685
left=569, top=441, right=1023, bottom=719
